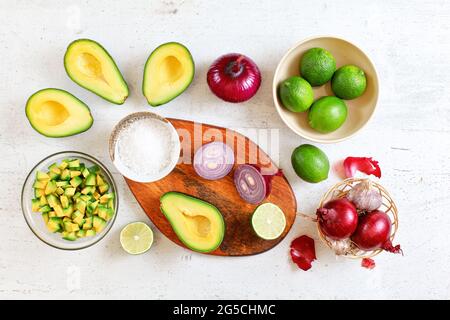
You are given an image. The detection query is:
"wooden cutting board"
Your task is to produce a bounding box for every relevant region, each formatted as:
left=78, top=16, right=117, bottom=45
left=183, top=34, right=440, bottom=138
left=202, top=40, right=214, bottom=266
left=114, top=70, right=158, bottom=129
left=125, top=118, right=297, bottom=256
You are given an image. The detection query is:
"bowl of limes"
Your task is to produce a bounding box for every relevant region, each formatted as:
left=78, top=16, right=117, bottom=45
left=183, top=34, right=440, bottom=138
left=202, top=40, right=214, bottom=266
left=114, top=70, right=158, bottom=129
left=273, top=36, right=379, bottom=143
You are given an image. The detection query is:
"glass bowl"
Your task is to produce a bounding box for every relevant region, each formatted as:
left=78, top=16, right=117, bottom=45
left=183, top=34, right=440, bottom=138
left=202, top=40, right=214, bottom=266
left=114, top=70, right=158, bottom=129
left=21, top=151, right=119, bottom=250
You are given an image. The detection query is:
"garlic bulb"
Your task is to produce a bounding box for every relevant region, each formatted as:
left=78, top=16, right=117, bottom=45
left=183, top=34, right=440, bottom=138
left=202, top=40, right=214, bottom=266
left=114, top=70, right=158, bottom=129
left=347, top=180, right=382, bottom=211
left=327, top=237, right=352, bottom=256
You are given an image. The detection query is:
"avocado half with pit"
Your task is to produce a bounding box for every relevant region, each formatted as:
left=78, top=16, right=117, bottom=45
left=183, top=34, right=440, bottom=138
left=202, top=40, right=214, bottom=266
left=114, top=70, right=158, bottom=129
left=160, top=192, right=225, bottom=253
left=64, top=39, right=129, bottom=104
left=143, top=42, right=195, bottom=106
left=25, top=88, right=93, bottom=137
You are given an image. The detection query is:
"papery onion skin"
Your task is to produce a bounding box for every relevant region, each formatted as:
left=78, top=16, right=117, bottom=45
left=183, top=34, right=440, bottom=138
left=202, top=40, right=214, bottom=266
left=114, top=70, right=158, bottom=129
left=290, top=235, right=316, bottom=271
left=344, top=157, right=381, bottom=178
left=233, top=164, right=267, bottom=204
left=193, top=142, right=234, bottom=180
left=317, top=198, right=358, bottom=240
left=351, top=210, right=402, bottom=254
left=207, top=53, right=261, bottom=103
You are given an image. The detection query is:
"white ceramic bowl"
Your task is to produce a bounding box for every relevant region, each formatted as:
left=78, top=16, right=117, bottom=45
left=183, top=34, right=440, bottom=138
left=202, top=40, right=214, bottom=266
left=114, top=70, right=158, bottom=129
left=273, top=36, right=379, bottom=143
left=109, top=112, right=181, bottom=183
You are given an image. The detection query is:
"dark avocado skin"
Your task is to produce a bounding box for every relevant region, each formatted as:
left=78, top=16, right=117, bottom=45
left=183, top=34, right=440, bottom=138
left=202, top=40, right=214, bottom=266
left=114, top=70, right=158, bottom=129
left=25, top=88, right=94, bottom=138
left=142, top=42, right=195, bottom=107
left=64, top=39, right=129, bottom=105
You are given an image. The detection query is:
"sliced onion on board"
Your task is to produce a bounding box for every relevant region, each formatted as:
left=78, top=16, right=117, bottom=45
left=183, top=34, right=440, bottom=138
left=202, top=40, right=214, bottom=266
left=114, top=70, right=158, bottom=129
left=233, top=164, right=267, bottom=204
left=193, top=141, right=235, bottom=180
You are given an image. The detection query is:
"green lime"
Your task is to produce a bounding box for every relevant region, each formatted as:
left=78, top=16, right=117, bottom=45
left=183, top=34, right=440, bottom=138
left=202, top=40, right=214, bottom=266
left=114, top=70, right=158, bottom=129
left=279, top=76, right=314, bottom=112
left=331, top=65, right=367, bottom=99
left=120, top=222, right=154, bottom=255
left=291, top=144, right=329, bottom=183
left=251, top=203, right=286, bottom=240
left=308, top=96, right=347, bottom=133
left=300, top=48, right=336, bottom=86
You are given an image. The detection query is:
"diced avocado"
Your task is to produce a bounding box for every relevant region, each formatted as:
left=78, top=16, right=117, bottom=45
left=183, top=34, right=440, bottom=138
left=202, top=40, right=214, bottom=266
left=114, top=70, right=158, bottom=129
left=59, top=160, right=69, bottom=170
left=160, top=192, right=225, bottom=253
left=63, top=216, right=71, bottom=223
left=48, top=211, right=56, bottom=218
left=93, top=216, right=107, bottom=233
left=56, top=187, right=65, bottom=195
left=64, top=187, right=76, bottom=197
left=42, top=212, right=49, bottom=224
left=79, top=195, right=92, bottom=202
left=93, top=192, right=101, bottom=200
left=72, top=212, right=85, bottom=227
left=39, top=205, right=51, bottom=213
left=68, top=159, right=80, bottom=168
left=31, top=199, right=40, bottom=212
left=81, top=186, right=95, bottom=195
left=48, top=163, right=61, bottom=175
left=36, top=170, right=50, bottom=181
left=70, top=176, right=83, bottom=188
left=89, top=165, right=100, bottom=174
left=39, top=195, right=48, bottom=206
left=96, top=174, right=105, bottom=186
left=76, top=200, right=86, bottom=214
left=60, top=195, right=70, bottom=209
left=63, top=221, right=80, bottom=232
left=143, top=42, right=195, bottom=106
left=63, top=206, right=73, bottom=217
left=61, top=169, right=71, bottom=181
left=48, top=171, right=60, bottom=180
left=62, top=231, right=77, bottom=241
left=47, top=217, right=62, bottom=233
left=71, top=210, right=83, bottom=220
left=85, top=173, right=96, bottom=186
left=107, top=198, right=114, bottom=211
left=54, top=205, right=64, bottom=217
left=85, top=229, right=96, bottom=237
left=35, top=188, right=44, bottom=198
left=83, top=217, right=93, bottom=230
left=64, top=39, right=129, bottom=104
left=99, top=192, right=114, bottom=204
left=70, top=170, right=82, bottom=178
left=46, top=194, right=60, bottom=208
left=82, top=167, right=90, bottom=178
left=98, top=183, right=109, bottom=194
left=88, top=200, right=99, bottom=212
left=98, top=206, right=114, bottom=221
left=44, top=180, right=57, bottom=195
left=56, top=181, right=69, bottom=188
left=73, top=192, right=81, bottom=200
left=76, top=230, right=86, bottom=238
left=33, top=180, right=47, bottom=189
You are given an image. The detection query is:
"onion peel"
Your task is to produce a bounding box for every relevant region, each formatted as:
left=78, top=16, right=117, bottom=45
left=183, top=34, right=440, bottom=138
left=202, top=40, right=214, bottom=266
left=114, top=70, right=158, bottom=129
left=290, top=235, right=316, bottom=271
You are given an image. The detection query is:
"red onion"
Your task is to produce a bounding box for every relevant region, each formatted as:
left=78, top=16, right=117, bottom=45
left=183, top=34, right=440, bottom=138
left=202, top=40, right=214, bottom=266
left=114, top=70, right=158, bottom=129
left=207, top=53, right=261, bottom=103
left=233, top=164, right=266, bottom=204
left=344, top=157, right=381, bottom=178
left=316, top=198, right=358, bottom=240
left=290, top=235, right=316, bottom=271
left=351, top=210, right=402, bottom=254
left=193, top=142, right=234, bottom=180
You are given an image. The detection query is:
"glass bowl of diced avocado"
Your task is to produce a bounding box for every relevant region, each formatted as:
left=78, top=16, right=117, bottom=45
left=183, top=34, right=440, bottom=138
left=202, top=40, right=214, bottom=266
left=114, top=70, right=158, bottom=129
left=21, top=151, right=118, bottom=250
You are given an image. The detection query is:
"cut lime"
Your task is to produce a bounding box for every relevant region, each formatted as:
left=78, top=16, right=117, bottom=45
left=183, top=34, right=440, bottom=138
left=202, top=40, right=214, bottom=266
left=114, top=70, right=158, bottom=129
left=251, top=203, right=286, bottom=240
left=120, top=222, right=154, bottom=255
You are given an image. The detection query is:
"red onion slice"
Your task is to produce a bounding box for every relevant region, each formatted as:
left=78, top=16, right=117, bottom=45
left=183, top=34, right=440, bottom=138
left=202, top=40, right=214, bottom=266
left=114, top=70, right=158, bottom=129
left=193, top=142, right=235, bottom=180
left=233, top=164, right=267, bottom=204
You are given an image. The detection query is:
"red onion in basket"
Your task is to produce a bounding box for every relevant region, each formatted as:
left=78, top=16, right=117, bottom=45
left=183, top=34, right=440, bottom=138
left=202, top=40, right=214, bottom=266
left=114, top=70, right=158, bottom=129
left=207, top=53, right=261, bottom=103
left=193, top=142, right=235, bottom=180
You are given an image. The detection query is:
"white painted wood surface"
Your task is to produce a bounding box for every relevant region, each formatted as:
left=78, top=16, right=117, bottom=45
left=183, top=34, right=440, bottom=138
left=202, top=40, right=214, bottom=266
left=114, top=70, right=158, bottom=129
left=1, top=0, right=449, bottom=299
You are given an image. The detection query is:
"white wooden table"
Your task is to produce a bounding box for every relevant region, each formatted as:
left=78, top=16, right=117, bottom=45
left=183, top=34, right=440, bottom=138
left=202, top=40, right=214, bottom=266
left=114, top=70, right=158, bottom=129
left=1, top=0, right=449, bottom=299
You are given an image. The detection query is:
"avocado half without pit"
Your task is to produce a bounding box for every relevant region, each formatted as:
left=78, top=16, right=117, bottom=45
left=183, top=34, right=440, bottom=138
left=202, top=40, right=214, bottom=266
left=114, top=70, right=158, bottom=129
left=160, top=192, right=225, bottom=253
left=25, top=88, right=93, bottom=137
left=143, top=42, right=195, bottom=106
left=64, top=39, right=129, bottom=105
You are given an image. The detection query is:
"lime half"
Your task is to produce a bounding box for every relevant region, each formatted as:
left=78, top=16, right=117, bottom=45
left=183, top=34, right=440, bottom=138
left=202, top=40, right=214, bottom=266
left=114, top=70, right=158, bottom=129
left=120, top=222, right=154, bottom=255
left=251, top=203, right=286, bottom=240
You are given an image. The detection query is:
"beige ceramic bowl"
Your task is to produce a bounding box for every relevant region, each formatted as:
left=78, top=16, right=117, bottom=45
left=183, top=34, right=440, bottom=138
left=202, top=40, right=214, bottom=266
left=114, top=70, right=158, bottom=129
left=273, top=36, right=379, bottom=143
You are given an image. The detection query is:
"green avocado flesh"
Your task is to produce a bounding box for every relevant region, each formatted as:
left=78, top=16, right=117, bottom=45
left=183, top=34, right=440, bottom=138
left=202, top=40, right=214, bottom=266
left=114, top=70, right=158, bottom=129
left=143, top=42, right=195, bottom=106
left=25, top=88, right=93, bottom=137
left=160, top=192, right=225, bottom=253
left=64, top=39, right=129, bottom=104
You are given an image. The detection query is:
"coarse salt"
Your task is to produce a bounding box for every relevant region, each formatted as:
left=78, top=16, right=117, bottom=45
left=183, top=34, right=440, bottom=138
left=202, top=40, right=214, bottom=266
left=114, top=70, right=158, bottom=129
left=114, top=117, right=179, bottom=181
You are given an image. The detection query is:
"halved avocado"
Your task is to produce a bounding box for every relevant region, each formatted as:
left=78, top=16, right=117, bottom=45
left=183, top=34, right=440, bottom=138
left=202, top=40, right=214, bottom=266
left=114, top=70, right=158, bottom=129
left=64, top=39, right=129, bottom=104
left=25, top=88, right=93, bottom=137
left=160, top=192, right=225, bottom=253
left=143, top=42, right=195, bottom=106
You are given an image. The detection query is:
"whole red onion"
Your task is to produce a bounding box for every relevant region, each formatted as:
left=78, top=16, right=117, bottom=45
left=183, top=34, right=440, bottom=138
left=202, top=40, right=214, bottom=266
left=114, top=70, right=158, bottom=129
left=207, top=53, right=261, bottom=103
left=317, top=198, right=358, bottom=240
left=351, top=210, right=401, bottom=254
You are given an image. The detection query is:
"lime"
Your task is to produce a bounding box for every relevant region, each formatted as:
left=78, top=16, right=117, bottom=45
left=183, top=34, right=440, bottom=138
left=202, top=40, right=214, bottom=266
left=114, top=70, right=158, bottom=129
left=279, top=76, right=314, bottom=112
left=120, top=222, right=154, bottom=255
left=300, top=48, right=336, bottom=86
left=308, top=96, right=347, bottom=133
left=291, top=144, right=329, bottom=183
left=251, top=203, right=286, bottom=240
left=331, top=65, right=367, bottom=100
